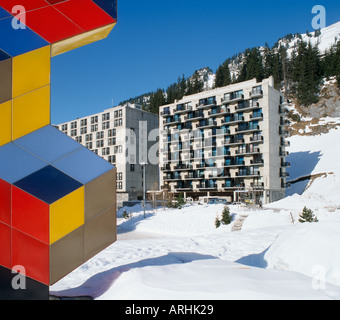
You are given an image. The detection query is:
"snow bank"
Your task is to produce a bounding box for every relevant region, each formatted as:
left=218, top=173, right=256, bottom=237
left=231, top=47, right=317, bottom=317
left=97, top=256, right=340, bottom=300
left=264, top=222, right=340, bottom=287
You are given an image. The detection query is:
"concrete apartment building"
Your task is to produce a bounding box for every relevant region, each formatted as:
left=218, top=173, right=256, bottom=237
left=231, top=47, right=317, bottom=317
left=57, top=103, right=159, bottom=206
left=159, top=76, right=290, bottom=205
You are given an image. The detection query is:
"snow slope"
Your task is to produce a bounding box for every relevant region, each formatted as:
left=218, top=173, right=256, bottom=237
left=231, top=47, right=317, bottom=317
left=50, top=127, right=340, bottom=300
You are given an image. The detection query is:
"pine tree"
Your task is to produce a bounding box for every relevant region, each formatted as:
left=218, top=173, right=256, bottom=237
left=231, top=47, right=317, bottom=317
left=215, top=61, right=231, bottom=88
left=215, top=215, right=221, bottom=228
left=298, top=207, right=319, bottom=223
left=221, top=206, right=232, bottom=225
left=246, top=47, right=265, bottom=82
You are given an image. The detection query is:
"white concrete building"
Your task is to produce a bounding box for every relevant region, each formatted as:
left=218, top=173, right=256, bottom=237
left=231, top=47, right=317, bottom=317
left=159, top=77, right=290, bottom=204
left=57, top=103, right=159, bottom=206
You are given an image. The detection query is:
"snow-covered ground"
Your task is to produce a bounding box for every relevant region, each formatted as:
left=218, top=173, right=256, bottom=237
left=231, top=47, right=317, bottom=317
left=50, top=128, right=340, bottom=300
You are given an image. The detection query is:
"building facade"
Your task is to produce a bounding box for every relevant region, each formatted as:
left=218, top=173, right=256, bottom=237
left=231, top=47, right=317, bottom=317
left=159, top=77, right=290, bottom=204
left=57, top=103, right=159, bottom=206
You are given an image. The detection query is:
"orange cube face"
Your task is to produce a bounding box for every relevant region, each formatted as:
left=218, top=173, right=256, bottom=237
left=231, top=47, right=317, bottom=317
left=0, top=1, right=117, bottom=294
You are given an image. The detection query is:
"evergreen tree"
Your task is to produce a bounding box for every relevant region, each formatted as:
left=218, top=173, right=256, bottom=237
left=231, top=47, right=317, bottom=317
left=293, top=41, right=322, bottom=106
left=215, top=215, right=221, bottom=228
left=221, top=206, right=232, bottom=225
left=298, top=207, right=319, bottom=223
left=215, top=61, right=231, bottom=88
left=245, top=47, right=265, bottom=82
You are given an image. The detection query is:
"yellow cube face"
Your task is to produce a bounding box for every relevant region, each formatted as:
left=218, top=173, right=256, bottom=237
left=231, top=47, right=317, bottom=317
left=50, top=187, right=85, bottom=244
left=12, top=85, right=50, bottom=140
left=0, top=101, right=12, bottom=147
left=12, top=46, right=51, bottom=99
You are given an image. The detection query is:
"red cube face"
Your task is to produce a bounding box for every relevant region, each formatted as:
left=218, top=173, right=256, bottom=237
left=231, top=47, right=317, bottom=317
left=12, top=186, right=50, bottom=245
left=12, top=229, right=50, bottom=285
left=0, top=179, right=11, bottom=225
left=0, top=222, right=11, bottom=269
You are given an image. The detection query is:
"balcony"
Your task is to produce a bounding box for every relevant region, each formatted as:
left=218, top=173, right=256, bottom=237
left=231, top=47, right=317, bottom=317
left=235, top=147, right=261, bottom=156
left=185, top=172, right=205, bottom=180
left=250, top=136, right=264, bottom=143
left=175, top=182, right=193, bottom=190
left=164, top=173, right=181, bottom=181
left=222, top=92, right=244, bottom=104
left=222, top=181, right=245, bottom=189
left=236, top=170, right=261, bottom=178
left=165, top=116, right=181, bottom=126
left=249, top=89, right=263, bottom=99
left=223, top=138, right=244, bottom=146
left=160, top=109, right=171, bottom=116
left=174, top=163, right=193, bottom=171
left=236, top=124, right=260, bottom=134
left=280, top=140, right=290, bottom=147
left=250, top=113, right=263, bottom=121
left=281, top=161, right=291, bottom=168
left=236, top=101, right=261, bottom=112
left=197, top=119, right=217, bottom=129
left=279, top=128, right=290, bottom=137
left=222, top=115, right=244, bottom=125
left=196, top=97, right=216, bottom=109
left=161, top=164, right=171, bottom=171
left=208, top=107, right=230, bottom=117
left=250, top=182, right=264, bottom=189
left=199, top=181, right=218, bottom=190
left=174, top=103, right=192, bottom=114
left=280, top=171, right=290, bottom=178
left=224, top=159, right=245, bottom=167
left=184, top=111, right=204, bottom=122
left=279, top=106, right=288, bottom=114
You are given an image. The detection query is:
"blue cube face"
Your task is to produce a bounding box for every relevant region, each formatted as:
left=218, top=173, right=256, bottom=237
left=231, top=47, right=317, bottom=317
left=14, top=125, right=83, bottom=164
left=14, top=165, right=83, bottom=204
left=0, top=49, right=11, bottom=62
left=92, top=0, right=117, bottom=19
left=0, top=6, right=11, bottom=20
left=0, top=17, right=48, bottom=58
left=0, top=142, right=47, bottom=184
left=52, top=147, right=115, bottom=185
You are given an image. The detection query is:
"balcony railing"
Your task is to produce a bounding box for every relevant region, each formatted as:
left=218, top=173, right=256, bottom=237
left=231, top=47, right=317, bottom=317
left=197, top=120, right=217, bottom=129
left=184, top=111, right=204, bottom=122
left=197, top=97, right=216, bottom=109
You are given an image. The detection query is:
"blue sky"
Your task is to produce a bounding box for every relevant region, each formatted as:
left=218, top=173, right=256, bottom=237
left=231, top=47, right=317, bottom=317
left=51, top=0, right=340, bottom=124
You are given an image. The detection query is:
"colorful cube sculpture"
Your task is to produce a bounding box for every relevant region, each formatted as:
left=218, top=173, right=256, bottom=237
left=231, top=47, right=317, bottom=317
left=0, top=0, right=117, bottom=299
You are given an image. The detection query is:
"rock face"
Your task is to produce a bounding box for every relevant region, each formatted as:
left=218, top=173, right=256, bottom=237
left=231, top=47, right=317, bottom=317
left=299, top=82, right=340, bottom=118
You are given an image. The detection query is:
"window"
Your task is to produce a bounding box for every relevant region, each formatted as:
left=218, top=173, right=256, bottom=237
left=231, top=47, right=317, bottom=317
left=75, top=136, right=82, bottom=143
left=96, top=131, right=104, bottom=139
left=80, top=119, right=87, bottom=127
left=70, top=129, right=77, bottom=137
left=252, top=85, right=262, bottom=95
left=80, top=127, right=87, bottom=135
left=114, top=145, right=122, bottom=154
left=102, top=113, right=110, bottom=121
left=61, top=124, right=68, bottom=131
left=108, top=137, right=116, bottom=146
left=117, top=182, right=123, bottom=190
left=96, top=140, right=104, bottom=148
left=91, top=116, right=98, bottom=124
left=114, top=118, right=123, bottom=127
left=102, top=121, right=110, bottom=130
left=85, top=134, right=92, bottom=142
left=102, top=147, right=110, bottom=156
left=108, top=155, right=116, bottom=164
left=114, top=109, right=122, bottom=118
left=117, top=172, right=123, bottom=180
left=71, top=121, right=77, bottom=129
left=91, top=124, right=98, bottom=132
left=108, top=129, right=116, bottom=137
left=85, top=142, right=92, bottom=149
